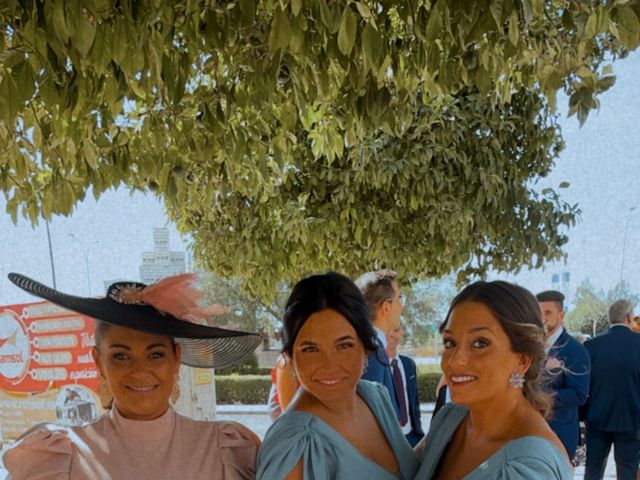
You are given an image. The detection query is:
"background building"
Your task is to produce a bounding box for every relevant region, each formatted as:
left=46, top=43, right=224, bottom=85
left=139, top=228, right=186, bottom=283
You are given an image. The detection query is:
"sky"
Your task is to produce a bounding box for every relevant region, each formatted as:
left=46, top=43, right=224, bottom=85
left=0, top=51, right=639, bottom=307
left=496, top=50, right=640, bottom=302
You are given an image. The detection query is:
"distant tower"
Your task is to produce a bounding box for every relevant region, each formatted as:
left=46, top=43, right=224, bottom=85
left=551, top=271, right=571, bottom=311
left=139, top=228, right=186, bottom=284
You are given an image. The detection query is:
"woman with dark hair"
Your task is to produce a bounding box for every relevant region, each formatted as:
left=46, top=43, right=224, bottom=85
left=415, top=280, right=573, bottom=479
left=256, top=272, right=420, bottom=479
left=3, top=273, right=262, bottom=479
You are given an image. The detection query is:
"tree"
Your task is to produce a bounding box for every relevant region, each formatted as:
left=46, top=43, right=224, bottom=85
left=198, top=272, right=285, bottom=333
left=1, top=1, right=639, bottom=297
left=565, top=279, right=607, bottom=336
left=401, top=275, right=456, bottom=347
left=565, top=279, right=639, bottom=336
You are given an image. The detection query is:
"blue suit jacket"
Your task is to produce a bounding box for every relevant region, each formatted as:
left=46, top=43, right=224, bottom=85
left=545, top=328, right=591, bottom=458
left=399, top=354, right=425, bottom=447
left=362, top=344, right=400, bottom=417
left=584, top=326, right=640, bottom=432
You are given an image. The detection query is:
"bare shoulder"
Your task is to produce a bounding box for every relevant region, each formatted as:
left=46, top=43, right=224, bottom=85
left=510, top=410, right=568, bottom=460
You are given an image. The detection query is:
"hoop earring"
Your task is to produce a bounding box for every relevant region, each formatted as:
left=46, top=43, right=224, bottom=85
left=98, top=376, right=113, bottom=409
left=509, top=371, right=525, bottom=389
left=171, top=375, right=181, bottom=404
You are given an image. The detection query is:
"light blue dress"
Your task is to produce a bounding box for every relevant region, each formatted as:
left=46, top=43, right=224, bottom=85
left=415, top=403, right=573, bottom=479
left=256, top=380, right=420, bottom=480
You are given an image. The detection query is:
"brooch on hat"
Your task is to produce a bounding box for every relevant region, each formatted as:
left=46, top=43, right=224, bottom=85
left=109, top=284, right=146, bottom=305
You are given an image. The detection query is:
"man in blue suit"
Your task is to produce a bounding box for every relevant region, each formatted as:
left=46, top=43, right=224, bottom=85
left=356, top=270, right=403, bottom=418
left=536, top=290, right=590, bottom=462
left=583, top=299, right=640, bottom=480
left=387, top=325, right=425, bottom=447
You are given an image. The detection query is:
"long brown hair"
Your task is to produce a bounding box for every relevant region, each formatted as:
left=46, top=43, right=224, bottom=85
left=441, top=281, right=553, bottom=418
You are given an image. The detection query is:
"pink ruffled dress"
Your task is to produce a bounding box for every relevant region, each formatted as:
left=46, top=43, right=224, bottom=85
left=3, top=407, right=257, bottom=479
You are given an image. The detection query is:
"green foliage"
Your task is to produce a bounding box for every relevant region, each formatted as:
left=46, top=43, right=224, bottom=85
left=215, top=352, right=261, bottom=376
left=565, top=279, right=640, bottom=336
left=1, top=1, right=638, bottom=297
left=199, top=272, right=286, bottom=332
left=215, top=375, right=272, bottom=404
left=417, top=364, right=443, bottom=376
left=401, top=276, right=456, bottom=347
left=417, top=372, right=442, bottom=403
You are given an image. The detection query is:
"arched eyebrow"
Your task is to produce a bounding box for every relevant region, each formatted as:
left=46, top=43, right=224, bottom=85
left=442, top=326, right=493, bottom=335
left=298, top=335, right=356, bottom=347
left=106, top=343, right=169, bottom=350
left=334, top=335, right=356, bottom=343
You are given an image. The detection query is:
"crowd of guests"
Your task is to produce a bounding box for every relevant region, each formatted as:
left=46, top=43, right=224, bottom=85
left=2, top=268, right=637, bottom=479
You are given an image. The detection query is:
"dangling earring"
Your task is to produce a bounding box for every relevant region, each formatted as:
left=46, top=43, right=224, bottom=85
left=98, top=376, right=113, bottom=409
left=509, top=371, right=525, bottom=389
left=170, top=375, right=181, bottom=404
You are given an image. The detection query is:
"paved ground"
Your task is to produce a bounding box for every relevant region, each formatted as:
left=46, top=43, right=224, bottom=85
left=0, top=404, right=621, bottom=478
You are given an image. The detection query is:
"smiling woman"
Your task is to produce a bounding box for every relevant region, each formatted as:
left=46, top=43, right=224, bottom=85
left=256, top=271, right=420, bottom=480
left=91, top=323, right=181, bottom=421
left=414, top=281, right=573, bottom=480
left=2, top=273, right=262, bottom=480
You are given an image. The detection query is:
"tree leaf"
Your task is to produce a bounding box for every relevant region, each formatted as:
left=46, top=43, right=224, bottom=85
left=596, top=75, right=616, bottom=93
left=508, top=11, right=519, bottom=46
left=355, top=2, right=373, bottom=21
left=71, top=12, right=97, bottom=57
left=489, top=0, right=504, bottom=28
left=338, top=6, right=358, bottom=56
left=268, top=8, right=291, bottom=52
left=52, top=0, right=71, bottom=44
left=0, top=74, right=21, bottom=126
left=615, top=6, right=640, bottom=49
left=291, top=0, right=303, bottom=17
left=362, top=22, right=382, bottom=69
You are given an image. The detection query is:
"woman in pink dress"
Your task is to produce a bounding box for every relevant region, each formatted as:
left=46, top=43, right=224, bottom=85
left=3, top=273, right=262, bottom=480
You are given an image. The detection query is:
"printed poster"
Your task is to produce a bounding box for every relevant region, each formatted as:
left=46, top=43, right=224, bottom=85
left=0, top=301, right=104, bottom=440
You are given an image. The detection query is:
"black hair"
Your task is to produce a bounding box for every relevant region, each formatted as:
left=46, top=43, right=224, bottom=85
left=281, top=271, right=378, bottom=356
left=441, top=280, right=553, bottom=418
left=536, top=290, right=565, bottom=311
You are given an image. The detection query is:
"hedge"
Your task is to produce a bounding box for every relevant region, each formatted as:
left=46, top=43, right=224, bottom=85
left=216, top=375, right=272, bottom=404
left=215, top=372, right=441, bottom=404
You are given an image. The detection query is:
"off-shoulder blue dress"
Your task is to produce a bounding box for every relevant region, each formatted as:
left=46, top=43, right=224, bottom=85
left=415, top=403, right=573, bottom=479
left=256, top=380, right=420, bottom=480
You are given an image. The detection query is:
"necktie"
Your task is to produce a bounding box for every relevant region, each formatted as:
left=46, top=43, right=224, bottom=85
left=391, top=359, right=409, bottom=426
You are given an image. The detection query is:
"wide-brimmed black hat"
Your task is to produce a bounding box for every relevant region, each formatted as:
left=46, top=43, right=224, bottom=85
left=8, top=273, right=262, bottom=368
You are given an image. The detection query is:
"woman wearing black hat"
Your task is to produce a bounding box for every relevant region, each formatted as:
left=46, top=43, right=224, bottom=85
left=3, top=273, right=262, bottom=480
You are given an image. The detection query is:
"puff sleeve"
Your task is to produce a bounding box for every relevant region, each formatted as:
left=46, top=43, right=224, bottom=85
left=217, top=421, right=260, bottom=480
left=3, top=423, right=73, bottom=480
left=486, top=456, right=573, bottom=480
left=256, top=414, right=338, bottom=480
left=467, top=438, right=573, bottom=480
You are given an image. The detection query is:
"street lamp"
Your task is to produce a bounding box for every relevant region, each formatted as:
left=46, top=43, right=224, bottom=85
left=68, top=234, right=91, bottom=296
left=45, top=220, right=57, bottom=288
left=620, top=206, right=637, bottom=283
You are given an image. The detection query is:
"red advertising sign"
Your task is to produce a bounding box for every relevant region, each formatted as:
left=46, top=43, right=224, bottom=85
left=0, top=301, right=103, bottom=440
